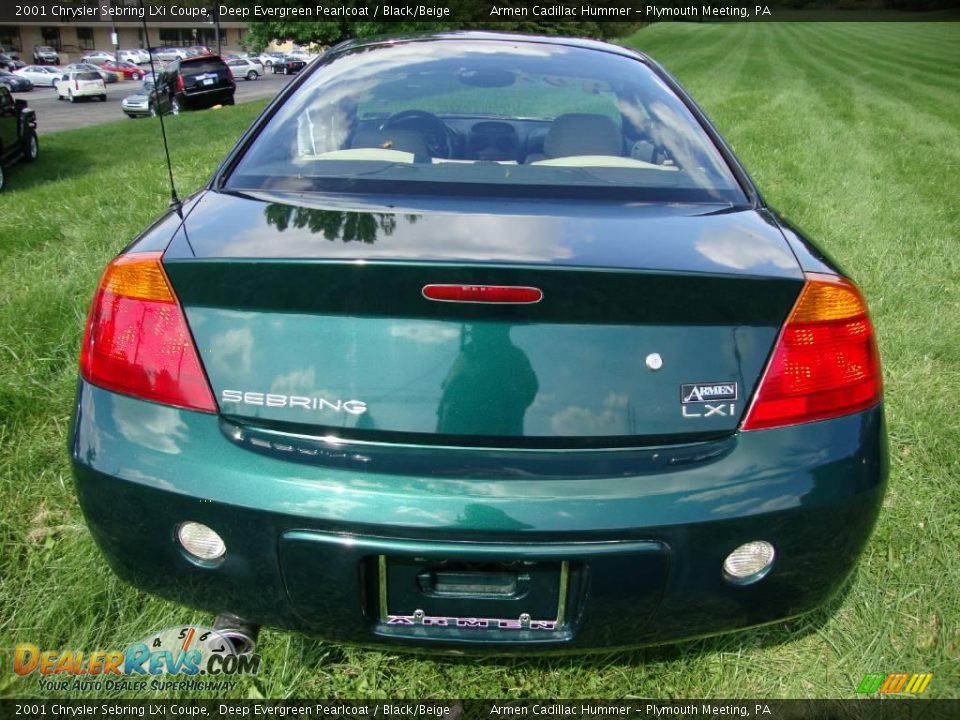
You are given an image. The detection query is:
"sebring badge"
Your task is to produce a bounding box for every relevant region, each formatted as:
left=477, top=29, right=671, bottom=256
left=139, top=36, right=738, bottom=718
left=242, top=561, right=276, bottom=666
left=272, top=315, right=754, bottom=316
left=680, top=381, right=738, bottom=419
left=221, top=390, right=368, bottom=415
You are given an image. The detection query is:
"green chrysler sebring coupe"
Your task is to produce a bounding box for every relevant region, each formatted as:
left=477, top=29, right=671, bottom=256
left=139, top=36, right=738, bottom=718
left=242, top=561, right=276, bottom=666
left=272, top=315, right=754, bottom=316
left=70, top=32, right=886, bottom=653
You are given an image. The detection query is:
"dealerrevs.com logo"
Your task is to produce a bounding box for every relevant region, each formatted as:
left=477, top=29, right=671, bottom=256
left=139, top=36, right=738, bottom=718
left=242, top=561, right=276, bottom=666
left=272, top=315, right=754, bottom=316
left=12, top=626, right=261, bottom=693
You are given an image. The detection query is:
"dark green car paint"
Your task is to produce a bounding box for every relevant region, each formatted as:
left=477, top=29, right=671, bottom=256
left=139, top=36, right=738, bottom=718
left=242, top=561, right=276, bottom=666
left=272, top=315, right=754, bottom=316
left=72, top=381, right=886, bottom=651
left=69, top=33, right=888, bottom=651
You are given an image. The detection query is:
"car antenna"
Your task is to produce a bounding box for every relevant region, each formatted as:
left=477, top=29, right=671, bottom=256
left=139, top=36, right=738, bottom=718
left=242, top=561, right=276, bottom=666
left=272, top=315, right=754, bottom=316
left=137, top=0, right=182, bottom=217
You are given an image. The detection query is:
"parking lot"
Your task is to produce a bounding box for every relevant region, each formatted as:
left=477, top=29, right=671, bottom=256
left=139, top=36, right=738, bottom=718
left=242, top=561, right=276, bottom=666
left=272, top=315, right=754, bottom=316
left=21, top=71, right=294, bottom=135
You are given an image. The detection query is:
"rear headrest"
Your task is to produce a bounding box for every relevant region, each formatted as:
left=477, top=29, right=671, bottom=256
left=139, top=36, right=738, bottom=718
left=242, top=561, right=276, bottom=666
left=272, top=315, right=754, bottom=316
left=351, top=129, right=430, bottom=163
left=544, top=113, right=621, bottom=159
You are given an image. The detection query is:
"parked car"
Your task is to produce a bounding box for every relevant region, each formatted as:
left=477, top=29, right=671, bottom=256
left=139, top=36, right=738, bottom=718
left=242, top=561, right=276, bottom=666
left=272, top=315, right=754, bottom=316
left=0, top=53, right=25, bottom=71
left=255, top=52, right=284, bottom=68
left=271, top=55, right=306, bottom=75
left=225, top=57, right=263, bottom=81
left=82, top=51, right=117, bottom=64
left=14, top=65, right=62, bottom=87
left=154, top=55, right=235, bottom=113
left=0, top=85, right=38, bottom=191
left=98, top=60, right=145, bottom=81
left=154, top=47, right=187, bottom=62
left=33, top=45, right=59, bottom=64
left=119, top=49, right=150, bottom=64
left=0, top=70, right=32, bottom=92
left=70, top=33, right=887, bottom=653
left=55, top=70, right=106, bottom=102
left=121, top=77, right=163, bottom=118
left=64, top=62, right=118, bottom=84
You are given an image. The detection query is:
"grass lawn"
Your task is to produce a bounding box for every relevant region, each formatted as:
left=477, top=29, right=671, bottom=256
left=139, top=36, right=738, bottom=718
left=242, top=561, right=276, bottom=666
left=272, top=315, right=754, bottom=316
left=1, top=22, right=958, bottom=699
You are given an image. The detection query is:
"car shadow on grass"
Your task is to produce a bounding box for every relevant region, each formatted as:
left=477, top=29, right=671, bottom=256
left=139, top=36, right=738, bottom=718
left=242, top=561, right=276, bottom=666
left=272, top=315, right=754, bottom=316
left=2, top=147, right=97, bottom=192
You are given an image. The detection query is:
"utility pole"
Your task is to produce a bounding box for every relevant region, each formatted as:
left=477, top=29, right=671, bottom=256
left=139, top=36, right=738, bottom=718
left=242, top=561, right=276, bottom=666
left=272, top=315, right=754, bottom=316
left=213, top=5, right=222, bottom=56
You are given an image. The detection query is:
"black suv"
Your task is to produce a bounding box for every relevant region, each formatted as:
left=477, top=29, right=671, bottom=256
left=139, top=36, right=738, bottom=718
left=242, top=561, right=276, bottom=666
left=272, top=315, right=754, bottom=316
left=156, top=55, right=235, bottom=113
left=0, top=85, right=39, bottom=191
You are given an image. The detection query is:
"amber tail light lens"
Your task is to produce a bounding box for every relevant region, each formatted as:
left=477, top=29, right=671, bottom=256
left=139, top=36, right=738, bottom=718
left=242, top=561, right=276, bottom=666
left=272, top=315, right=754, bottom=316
left=79, top=252, right=216, bottom=413
left=742, top=273, right=882, bottom=431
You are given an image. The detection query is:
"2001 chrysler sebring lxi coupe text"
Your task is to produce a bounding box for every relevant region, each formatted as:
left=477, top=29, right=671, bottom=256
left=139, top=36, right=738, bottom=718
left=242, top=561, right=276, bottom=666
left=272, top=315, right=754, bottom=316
left=70, top=33, right=887, bottom=653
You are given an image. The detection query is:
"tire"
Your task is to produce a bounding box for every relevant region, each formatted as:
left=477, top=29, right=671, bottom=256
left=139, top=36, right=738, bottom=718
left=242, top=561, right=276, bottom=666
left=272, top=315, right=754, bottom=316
left=245, top=70, right=256, bottom=81
left=149, top=104, right=157, bottom=118
left=225, top=96, right=235, bottom=106
left=99, top=94, right=106, bottom=102
left=171, top=98, right=181, bottom=115
left=68, top=91, right=75, bottom=103
left=132, top=72, right=142, bottom=81
left=22, top=131, right=38, bottom=162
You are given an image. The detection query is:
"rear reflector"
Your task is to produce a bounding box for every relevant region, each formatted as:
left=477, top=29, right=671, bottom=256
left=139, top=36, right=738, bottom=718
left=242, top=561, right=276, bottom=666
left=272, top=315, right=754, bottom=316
left=79, top=252, right=216, bottom=413
left=422, top=284, right=543, bottom=304
left=742, top=273, right=881, bottom=431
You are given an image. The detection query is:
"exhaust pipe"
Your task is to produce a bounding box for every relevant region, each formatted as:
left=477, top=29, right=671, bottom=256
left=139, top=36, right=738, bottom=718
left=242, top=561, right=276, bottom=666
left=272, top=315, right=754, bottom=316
left=213, top=612, right=260, bottom=655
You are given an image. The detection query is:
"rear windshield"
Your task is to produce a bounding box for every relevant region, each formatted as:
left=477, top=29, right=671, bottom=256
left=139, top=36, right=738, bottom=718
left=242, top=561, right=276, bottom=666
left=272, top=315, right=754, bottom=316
left=226, top=40, right=746, bottom=203
left=181, top=58, right=226, bottom=76
left=76, top=72, right=101, bottom=81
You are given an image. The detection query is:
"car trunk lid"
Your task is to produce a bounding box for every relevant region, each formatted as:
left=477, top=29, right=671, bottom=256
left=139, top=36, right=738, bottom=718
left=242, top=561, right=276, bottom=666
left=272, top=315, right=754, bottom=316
left=162, top=191, right=802, bottom=446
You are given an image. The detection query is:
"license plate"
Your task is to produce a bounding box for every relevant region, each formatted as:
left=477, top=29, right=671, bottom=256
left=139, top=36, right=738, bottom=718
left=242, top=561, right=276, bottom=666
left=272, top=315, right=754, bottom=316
left=202, top=78, right=214, bottom=86
left=379, top=557, right=568, bottom=631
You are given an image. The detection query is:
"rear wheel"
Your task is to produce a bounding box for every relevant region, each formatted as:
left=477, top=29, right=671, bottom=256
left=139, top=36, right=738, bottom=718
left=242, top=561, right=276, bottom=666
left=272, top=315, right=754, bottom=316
left=99, top=94, right=106, bottom=102
left=68, top=90, right=75, bottom=103
left=22, top=131, right=38, bottom=162
left=246, top=70, right=257, bottom=81
left=132, top=72, right=142, bottom=81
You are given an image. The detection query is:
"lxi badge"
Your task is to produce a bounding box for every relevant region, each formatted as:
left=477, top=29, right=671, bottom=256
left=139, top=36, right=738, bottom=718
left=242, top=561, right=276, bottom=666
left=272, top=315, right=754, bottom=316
left=681, top=381, right=738, bottom=419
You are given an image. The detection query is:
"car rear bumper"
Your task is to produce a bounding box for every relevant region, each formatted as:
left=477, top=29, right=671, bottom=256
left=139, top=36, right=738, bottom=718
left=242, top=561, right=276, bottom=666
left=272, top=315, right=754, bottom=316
left=70, top=380, right=887, bottom=653
left=178, top=87, right=234, bottom=109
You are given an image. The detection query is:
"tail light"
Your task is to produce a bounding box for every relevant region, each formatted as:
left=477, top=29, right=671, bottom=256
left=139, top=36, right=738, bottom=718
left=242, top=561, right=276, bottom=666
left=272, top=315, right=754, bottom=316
left=176, top=74, right=184, bottom=92
left=742, top=272, right=882, bottom=431
left=74, top=79, right=79, bottom=90
left=79, top=252, right=216, bottom=413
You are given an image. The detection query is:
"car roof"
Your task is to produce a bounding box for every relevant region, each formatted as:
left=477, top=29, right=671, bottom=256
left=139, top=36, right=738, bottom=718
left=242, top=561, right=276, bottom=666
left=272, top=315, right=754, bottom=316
left=330, top=31, right=652, bottom=64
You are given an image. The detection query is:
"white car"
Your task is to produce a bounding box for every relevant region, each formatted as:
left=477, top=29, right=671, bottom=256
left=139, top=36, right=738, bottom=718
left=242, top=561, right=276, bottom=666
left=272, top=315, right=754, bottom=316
left=255, top=52, right=284, bottom=68
left=225, top=57, right=264, bottom=81
left=82, top=51, right=116, bottom=63
left=14, top=65, right=62, bottom=87
left=154, top=47, right=187, bottom=62
left=55, top=70, right=106, bottom=102
left=119, top=49, right=149, bottom=64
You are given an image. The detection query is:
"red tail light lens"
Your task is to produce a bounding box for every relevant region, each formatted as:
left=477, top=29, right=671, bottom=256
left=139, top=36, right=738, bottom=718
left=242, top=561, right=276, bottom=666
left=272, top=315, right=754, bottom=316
left=176, top=75, right=185, bottom=92
left=422, top=284, right=543, bottom=304
left=742, top=273, right=882, bottom=431
left=79, top=252, right=216, bottom=413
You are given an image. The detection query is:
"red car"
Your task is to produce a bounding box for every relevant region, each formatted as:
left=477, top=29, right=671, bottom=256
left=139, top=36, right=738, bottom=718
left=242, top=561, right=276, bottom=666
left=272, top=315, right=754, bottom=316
left=99, top=60, right=144, bottom=81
